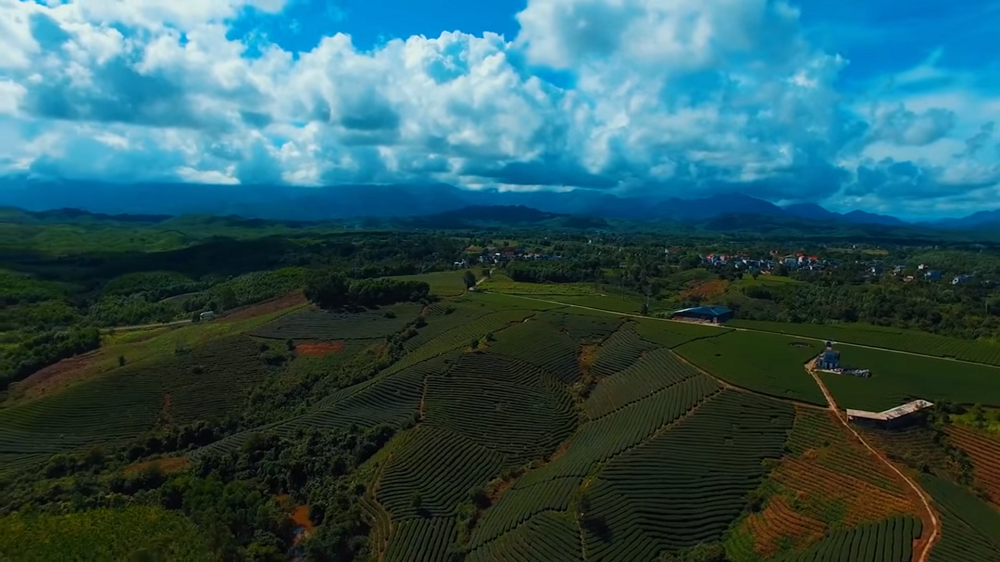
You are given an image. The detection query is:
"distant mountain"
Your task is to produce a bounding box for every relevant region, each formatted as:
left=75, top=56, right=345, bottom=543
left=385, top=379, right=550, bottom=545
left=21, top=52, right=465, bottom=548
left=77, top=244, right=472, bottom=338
left=4, top=177, right=997, bottom=229
left=399, top=205, right=610, bottom=230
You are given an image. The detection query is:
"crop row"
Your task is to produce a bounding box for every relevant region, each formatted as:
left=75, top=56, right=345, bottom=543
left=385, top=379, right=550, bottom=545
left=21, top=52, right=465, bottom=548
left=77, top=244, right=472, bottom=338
left=732, top=496, right=826, bottom=560
left=728, top=319, right=1000, bottom=367
left=403, top=301, right=496, bottom=351
left=634, top=318, right=729, bottom=348
left=0, top=335, right=267, bottom=458
left=193, top=353, right=456, bottom=457
left=920, top=474, right=1000, bottom=552
left=469, top=477, right=582, bottom=549
left=384, top=517, right=456, bottom=562
left=516, top=374, right=720, bottom=489
left=584, top=348, right=701, bottom=420
left=583, top=390, right=795, bottom=560
left=466, top=512, right=583, bottom=562
left=489, top=321, right=581, bottom=384
left=590, top=324, right=656, bottom=379
left=943, top=425, right=1000, bottom=504
left=675, top=331, right=827, bottom=405
left=424, top=352, right=577, bottom=463
left=787, top=408, right=907, bottom=495
left=543, top=311, right=621, bottom=343
left=386, top=308, right=535, bottom=376
left=776, top=515, right=922, bottom=562
left=252, top=302, right=423, bottom=340
left=377, top=426, right=506, bottom=519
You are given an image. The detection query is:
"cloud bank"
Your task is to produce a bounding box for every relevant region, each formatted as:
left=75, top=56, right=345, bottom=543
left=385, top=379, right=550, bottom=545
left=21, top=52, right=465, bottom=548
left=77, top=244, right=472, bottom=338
left=1, top=0, right=998, bottom=217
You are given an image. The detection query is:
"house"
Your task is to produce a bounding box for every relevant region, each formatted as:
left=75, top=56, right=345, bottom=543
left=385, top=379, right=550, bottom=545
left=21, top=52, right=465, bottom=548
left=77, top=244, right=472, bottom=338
left=200, top=311, right=216, bottom=321
left=952, top=274, right=974, bottom=285
left=671, top=306, right=733, bottom=324
left=924, top=270, right=942, bottom=281
left=847, top=400, right=934, bottom=430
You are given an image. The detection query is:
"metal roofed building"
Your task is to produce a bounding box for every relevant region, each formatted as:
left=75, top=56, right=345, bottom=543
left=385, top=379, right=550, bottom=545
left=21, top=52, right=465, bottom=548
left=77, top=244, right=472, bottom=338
left=847, top=400, right=934, bottom=429
left=671, top=306, right=734, bottom=324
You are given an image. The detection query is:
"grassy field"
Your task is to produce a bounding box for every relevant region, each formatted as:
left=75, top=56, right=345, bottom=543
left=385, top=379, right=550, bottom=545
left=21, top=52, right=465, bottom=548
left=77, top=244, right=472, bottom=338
left=675, top=331, right=827, bottom=405
left=820, top=345, right=1000, bottom=411
left=392, top=270, right=473, bottom=297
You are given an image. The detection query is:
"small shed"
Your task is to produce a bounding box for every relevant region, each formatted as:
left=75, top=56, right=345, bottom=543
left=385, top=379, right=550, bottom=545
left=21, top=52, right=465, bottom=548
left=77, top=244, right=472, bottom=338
left=200, top=311, right=216, bottom=321
left=671, top=306, right=733, bottom=324
left=847, top=400, right=934, bottom=430
left=818, top=349, right=841, bottom=370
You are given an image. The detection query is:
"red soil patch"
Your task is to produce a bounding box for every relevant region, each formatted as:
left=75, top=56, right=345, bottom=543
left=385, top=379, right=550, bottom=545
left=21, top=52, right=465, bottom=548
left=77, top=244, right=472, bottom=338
left=945, top=425, right=1000, bottom=505
left=219, top=291, right=307, bottom=323
left=276, top=495, right=315, bottom=544
left=773, top=457, right=918, bottom=525
left=5, top=351, right=98, bottom=403
left=296, top=341, right=346, bottom=357
left=680, top=279, right=729, bottom=301
left=157, top=393, right=174, bottom=430
left=124, top=456, right=189, bottom=476
left=744, top=496, right=826, bottom=557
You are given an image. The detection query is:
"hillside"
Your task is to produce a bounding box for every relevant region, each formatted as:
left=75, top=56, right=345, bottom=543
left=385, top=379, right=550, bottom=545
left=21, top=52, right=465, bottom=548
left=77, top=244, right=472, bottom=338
left=2, top=219, right=1000, bottom=561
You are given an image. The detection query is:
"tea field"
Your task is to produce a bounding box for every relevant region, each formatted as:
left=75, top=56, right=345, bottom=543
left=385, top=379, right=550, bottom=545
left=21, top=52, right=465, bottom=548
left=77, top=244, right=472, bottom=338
left=3, top=278, right=997, bottom=562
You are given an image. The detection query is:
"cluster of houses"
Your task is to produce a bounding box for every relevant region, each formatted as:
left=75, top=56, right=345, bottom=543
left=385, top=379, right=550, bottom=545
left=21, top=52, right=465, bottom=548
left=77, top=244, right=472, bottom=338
left=700, top=251, right=977, bottom=284
left=455, top=247, right=562, bottom=268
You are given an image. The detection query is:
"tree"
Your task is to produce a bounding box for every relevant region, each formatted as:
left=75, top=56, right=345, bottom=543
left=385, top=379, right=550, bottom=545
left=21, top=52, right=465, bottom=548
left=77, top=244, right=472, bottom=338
left=469, top=338, right=480, bottom=350
left=191, top=311, right=201, bottom=323
left=118, top=355, right=127, bottom=367
left=304, top=270, right=350, bottom=309
left=462, top=270, right=477, bottom=290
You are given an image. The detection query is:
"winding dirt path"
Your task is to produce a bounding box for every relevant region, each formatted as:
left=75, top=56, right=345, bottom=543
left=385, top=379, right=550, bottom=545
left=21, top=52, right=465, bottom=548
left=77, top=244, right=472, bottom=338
left=805, top=360, right=940, bottom=562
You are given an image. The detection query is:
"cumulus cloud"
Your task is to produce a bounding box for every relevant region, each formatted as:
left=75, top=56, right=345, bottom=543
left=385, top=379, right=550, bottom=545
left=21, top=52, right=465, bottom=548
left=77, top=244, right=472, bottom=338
left=0, top=0, right=998, bottom=215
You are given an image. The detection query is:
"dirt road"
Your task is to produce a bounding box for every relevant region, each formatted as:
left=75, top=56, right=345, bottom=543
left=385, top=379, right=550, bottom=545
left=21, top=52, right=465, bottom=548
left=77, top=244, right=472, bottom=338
left=804, top=359, right=940, bottom=562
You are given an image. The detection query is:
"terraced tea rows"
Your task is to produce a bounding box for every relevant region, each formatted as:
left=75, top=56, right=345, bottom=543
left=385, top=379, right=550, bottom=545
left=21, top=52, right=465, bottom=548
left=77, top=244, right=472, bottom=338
left=776, top=516, right=922, bottom=562
left=403, top=301, right=496, bottom=351
left=469, top=476, right=582, bottom=549
left=822, top=346, right=1000, bottom=411
left=584, top=391, right=794, bottom=560
left=424, top=352, right=577, bottom=463
left=466, top=512, right=583, bottom=562
left=583, top=348, right=701, bottom=420
left=943, top=425, right=1000, bottom=504
left=590, top=324, right=656, bottom=379
left=728, top=496, right=826, bottom=559
left=377, top=426, right=506, bottom=519
left=489, top=320, right=581, bottom=383
left=252, top=302, right=422, bottom=340
left=729, top=319, right=1000, bottom=367
left=542, top=312, right=621, bottom=342
left=0, top=336, right=267, bottom=462
left=921, top=475, right=1000, bottom=562
left=676, top=331, right=826, bottom=405
left=516, top=374, right=721, bottom=488
left=384, top=517, right=456, bottom=562
left=634, top=318, right=728, bottom=348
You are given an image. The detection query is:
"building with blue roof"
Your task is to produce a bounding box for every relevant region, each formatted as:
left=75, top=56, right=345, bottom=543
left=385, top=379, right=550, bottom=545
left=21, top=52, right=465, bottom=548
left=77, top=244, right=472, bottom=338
left=670, top=306, right=733, bottom=324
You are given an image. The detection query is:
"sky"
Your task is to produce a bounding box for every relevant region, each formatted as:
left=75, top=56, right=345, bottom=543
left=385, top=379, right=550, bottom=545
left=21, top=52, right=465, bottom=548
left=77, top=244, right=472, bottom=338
left=1, top=0, right=999, bottom=219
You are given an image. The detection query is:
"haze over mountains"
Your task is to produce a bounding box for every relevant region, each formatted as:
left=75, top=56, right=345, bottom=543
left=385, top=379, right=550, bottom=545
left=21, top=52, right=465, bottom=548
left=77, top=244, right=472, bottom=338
left=0, top=179, right=996, bottom=230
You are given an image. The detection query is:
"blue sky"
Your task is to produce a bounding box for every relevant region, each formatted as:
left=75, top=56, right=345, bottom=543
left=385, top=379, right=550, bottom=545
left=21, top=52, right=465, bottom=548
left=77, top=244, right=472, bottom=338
left=1, top=0, right=999, bottom=218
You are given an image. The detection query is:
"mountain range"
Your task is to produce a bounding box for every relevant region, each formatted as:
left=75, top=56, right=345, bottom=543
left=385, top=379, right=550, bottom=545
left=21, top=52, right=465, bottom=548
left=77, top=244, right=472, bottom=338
left=0, top=178, right=995, bottom=230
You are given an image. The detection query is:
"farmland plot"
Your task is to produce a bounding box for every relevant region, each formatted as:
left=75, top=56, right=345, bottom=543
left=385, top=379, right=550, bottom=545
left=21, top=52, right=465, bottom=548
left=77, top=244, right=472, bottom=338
left=466, top=511, right=583, bottom=562
left=944, top=425, right=1000, bottom=504
left=676, top=331, right=826, bottom=405
left=424, top=352, right=577, bottom=463
left=583, top=391, right=794, bottom=561
left=729, top=320, right=1000, bottom=367
left=542, top=311, right=622, bottom=342
left=0, top=335, right=267, bottom=461
left=775, top=515, right=923, bottom=562
left=634, top=318, right=728, bottom=348
left=515, top=374, right=721, bottom=488
left=489, top=320, right=581, bottom=384
left=251, top=302, right=423, bottom=340
left=583, top=348, right=701, bottom=420
left=384, top=517, right=456, bottom=562
left=469, top=477, right=582, bottom=549
left=922, top=475, right=1000, bottom=562
left=821, top=346, right=1000, bottom=411
left=590, top=324, right=656, bottom=379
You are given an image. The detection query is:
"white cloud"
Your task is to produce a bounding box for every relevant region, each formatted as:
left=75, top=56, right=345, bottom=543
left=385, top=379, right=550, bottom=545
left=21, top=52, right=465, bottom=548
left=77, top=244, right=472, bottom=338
left=0, top=0, right=997, bottom=215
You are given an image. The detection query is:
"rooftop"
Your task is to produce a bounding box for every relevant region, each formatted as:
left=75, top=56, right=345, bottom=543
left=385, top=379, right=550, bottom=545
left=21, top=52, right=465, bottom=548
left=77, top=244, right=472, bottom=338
left=672, top=306, right=733, bottom=317
left=846, top=399, right=934, bottom=422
